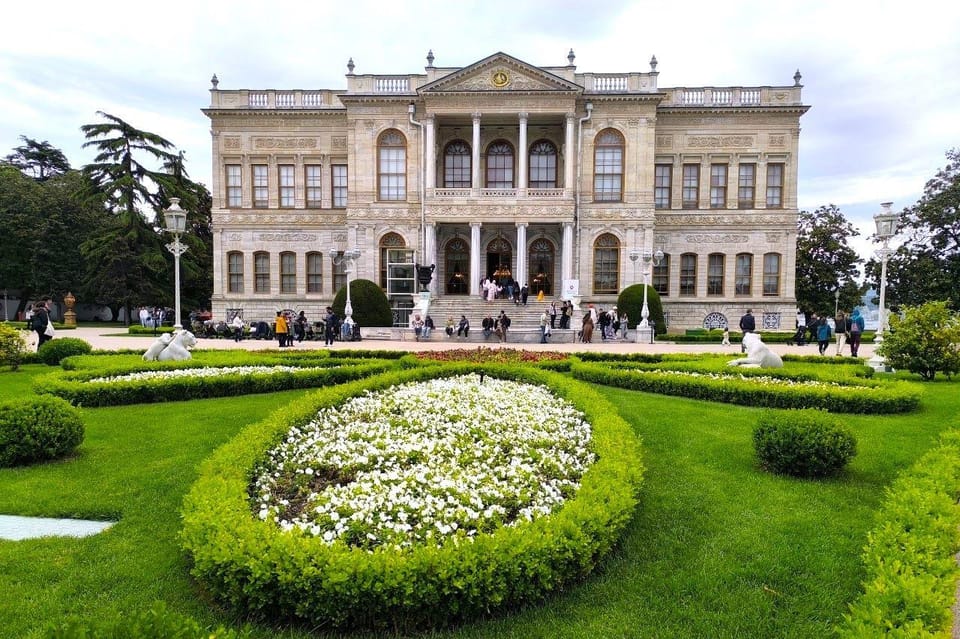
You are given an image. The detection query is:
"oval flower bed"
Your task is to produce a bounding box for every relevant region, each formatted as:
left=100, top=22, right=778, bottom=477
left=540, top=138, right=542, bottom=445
left=181, top=364, right=643, bottom=630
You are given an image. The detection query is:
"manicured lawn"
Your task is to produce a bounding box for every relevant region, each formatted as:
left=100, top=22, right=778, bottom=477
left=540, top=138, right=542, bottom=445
left=0, top=359, right=956, bottom=638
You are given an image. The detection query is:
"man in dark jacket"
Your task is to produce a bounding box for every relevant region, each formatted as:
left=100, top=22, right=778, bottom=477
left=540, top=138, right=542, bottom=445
left=33, top=299, right=52, bottom=351
left=738, top=309, right=755, bottom=353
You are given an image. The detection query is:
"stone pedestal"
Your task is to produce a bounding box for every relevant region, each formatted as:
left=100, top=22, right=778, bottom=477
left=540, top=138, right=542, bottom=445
left=63, top=292, right=77, bottom=326
left=635, top=325, right=653, bottom=344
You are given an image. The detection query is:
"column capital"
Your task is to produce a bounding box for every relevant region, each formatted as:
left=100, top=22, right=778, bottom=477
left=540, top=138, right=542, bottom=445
left=518, top=111, right=529, bottom=121
left=516, top=222, right=529, bottom=229
left=472, top=111, right=482, bottom=122
left=470, top=221, right=483, bottom=229
left=566, top=112, right=576, bottom=121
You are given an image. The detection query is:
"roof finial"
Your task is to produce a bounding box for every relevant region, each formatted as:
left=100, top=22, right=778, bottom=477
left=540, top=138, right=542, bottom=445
left=567, top=48, right=576, bottom=66
left=347, top=58, right=355, bottom=75
left=650, top=55, right=658, bottom=72
left=426, top=49, right=435, bottom=68
left=793, top=69, right=802, bottom=86
left=210, top=73, right=219, bottom=89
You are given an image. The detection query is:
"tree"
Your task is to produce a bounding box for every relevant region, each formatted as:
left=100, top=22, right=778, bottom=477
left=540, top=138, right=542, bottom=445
left=3, top=136, right=71, bottom=182
left=617, top=284, right=665, bottom=335
left=79, top=112, right=182, bottom=323
left=795, top=205, right=863, bottom=317
left=878, top=300, right=960, bottom=380
left=332, top=279, right=393, bottom=327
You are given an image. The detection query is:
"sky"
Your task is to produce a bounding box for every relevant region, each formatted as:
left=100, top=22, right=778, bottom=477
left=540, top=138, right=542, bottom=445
left=2, top=0, right=958, bottom=263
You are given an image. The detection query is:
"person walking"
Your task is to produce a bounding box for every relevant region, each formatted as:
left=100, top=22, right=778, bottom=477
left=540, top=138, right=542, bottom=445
left=539, top=308, right=549, bottom=343
left=816, top=316, right=832, bottom=355
left=295, top=311, right=308, bottom=343
left=581, top=310, right=594, bottom=343
left=834, top=311, right=849, bottom=356
left=33, top=300, right=53, bottom=351
left=848, top=308, right=865, bottom=357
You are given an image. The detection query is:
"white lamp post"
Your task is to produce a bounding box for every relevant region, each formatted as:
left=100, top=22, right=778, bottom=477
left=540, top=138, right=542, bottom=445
left=869, top=201, right=898, bottom=371
left=330, top=247, right=361, bottom=322
left=834, top=288, right=840, bottom=317
left=162, top=198, right=189, bottom=329
left=635, top=248, right=664, bottom=344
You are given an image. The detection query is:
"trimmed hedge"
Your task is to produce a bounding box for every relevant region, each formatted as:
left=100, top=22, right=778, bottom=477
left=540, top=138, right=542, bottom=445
left=33, top=358, right=396, bottom=407
left=838, top=429, right=960, bottom=637
left=571, top=360, right=921, bottom=414
left=0, top=395, right=84, bottom=467
left=753, top=409, right=857, bottom=478
left=181, top=364, right=644, bottom=630
left=37, top=337, right=93, bottom=366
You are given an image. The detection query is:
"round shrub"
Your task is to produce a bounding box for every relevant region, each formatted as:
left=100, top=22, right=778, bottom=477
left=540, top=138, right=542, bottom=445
left=332, top=278, right=393, bottom=327
left=0, top=323, right=31, bottom=370
left=617, top=284, right=666, bottom=335
left=38, top=337, right=93, bottom=366
left=753, top=409, right=857, bottom=478
left=0, top=395, right=84, bottom=467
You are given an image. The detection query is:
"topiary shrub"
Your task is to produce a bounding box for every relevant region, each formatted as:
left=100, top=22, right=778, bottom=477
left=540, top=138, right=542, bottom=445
left=43, top=601, right=244, bottom=638
left=0, top=395, right=84, bottom=467
left=332, top=278, right=393, bottom=327
left=753, top=409, right=857, bottom=478
left=0, top=323, right=31, bottom=370
left=617, top=284, right=666, bottom=335
left=37, top=337, right=93, bottom=366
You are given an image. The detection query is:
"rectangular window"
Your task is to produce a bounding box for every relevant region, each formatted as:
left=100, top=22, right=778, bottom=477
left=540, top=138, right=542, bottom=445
left=654, top=164, right=672, bottom=209
left=254, top=253, right=270, bottom=293
left=278, top=165, right=294, bottom=208
left=682, top=164, right=699, bottom=209
left=227, top=252, right=243, bottom=293
left=379, top=148, right=406, bottom=200
left=307, top=253, right=323, bottom=293
left=735, top=254, right=753, bottom=296
left=766, top=163, right=784, bottom=208
left=763, top=253, right=781, bottom=296
left=592, top=247, right=619, bottom=294
left=252, top=164, right=268, bottom=208
left=280, top=252, right=296, bottom=293
left=332, top=253, right=347, bottom=294
left=707, top=254, right=724, bottom=296
left=653, top=254, right=670, bottom=296
left=594, top=147, right=623, bottom=202
left=738, top=164, right=755, bottom=209
left=332, top=164, right=347, bottom=208
left=680, top=254, right=697, bottom=296
left=226, top=165, right=242, bottom=207
left=305, top=165, right=322, bottom=207
left=710, top=164, right=727, bottom=208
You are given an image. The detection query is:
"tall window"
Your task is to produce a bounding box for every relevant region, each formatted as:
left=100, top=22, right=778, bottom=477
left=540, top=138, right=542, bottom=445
left=710, top=164, right=727, bottom=208
left=707, top=253, right=725, bottom=296
left=306, top=252, right=323, bottom=293
left=226, top=165, right=242, bottom=207
left=653, top=253, right=670, bottom=295
left=227, top=251, right=243, bottom=293
left=766, top=163, right=784, bottom=208
left=735, top=253, right=753, bottom=296
left=378, top=130, right=406, bottom=201
left=592, top=233, right=620, bottom=294
left=529, top=140, right=557, bottom=189
left=279, top=165, right=295, bottom=208
left=485, top=140, right=514, bottom=188
left=594, top=129, right=624, bottom=202
left=738, top=164, right=755, bottom=209
left=682, top=164, right=699, bottom=209
left=254, top=252, right=270, bottom=293
left=332, top=252, right=347, bottom=294
left=379, top=232, right=405, bottom=288
left=305, top=165, right=322, bottom=207
left=655, top=164, right=672, bottom=209
left=332, top=164, right=347, bottom=208
left=680, top=253, right=697, bottom=296
left=252, top=164, right=268, bottom=208
left=443, top=140, right=471, bottom=188
left=763, top=253, right=781, bottom=296
left=280, top=252, right=296, bottom=293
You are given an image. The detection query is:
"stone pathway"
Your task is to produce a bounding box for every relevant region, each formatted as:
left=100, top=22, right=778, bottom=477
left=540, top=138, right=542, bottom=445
left=0, top=515, right=114, bottom=540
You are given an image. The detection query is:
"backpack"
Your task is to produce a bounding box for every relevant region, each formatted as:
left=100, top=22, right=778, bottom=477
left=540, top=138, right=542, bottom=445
left=849, top=319, right=861, bottom=335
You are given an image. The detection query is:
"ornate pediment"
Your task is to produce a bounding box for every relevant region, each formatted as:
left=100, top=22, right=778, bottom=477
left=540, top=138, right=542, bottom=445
left=421, top=52, right=582, bottom=94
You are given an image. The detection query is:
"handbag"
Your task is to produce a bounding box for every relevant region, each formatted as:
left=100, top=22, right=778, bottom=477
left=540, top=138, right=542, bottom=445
left=44, top=320, right=55, bottom=337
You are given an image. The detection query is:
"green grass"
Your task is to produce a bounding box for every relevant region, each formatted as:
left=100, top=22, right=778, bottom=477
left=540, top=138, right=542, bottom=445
left=1, top=357, right=957, bottom=638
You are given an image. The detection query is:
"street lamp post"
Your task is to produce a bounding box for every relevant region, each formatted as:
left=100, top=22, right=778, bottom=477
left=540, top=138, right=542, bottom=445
left=162, top=198, right=189, bottom=330
left=330, top=248, right=361, bottom=322
left=869, top=201, right=898, bottom=372
left=834, top=288, right=840, bottom=317
left=634, top=248, right=664, bottom=344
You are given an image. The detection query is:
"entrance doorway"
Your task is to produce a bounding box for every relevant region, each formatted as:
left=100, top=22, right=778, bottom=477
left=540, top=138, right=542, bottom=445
left=444, top=237, right=469, bottom=295
left=486, top=235, right=512, bottom=285
left=528, top=237, right=555, bottom=295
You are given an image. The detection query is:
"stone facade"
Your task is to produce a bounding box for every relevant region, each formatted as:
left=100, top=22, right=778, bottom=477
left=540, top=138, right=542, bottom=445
left=204, top=51, right=808, bottom=331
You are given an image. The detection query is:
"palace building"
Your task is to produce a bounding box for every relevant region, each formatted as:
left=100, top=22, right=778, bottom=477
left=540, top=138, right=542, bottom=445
left=204, top=50, right=808, bottom=331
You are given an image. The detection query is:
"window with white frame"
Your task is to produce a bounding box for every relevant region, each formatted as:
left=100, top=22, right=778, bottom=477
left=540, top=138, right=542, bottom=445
left=738, top=164, right=755, bottom=209
left=280, top=251, right=296, bottom=293
left=655, top=164, right=672, bottom=209
left=766, top=163, right=784, bottom=208
left=735, top=253, right=753, bottom=296
left=710, top=164, right=727, bottom=208
left=763, top=253, right=781, bottom=296
left=227, top=251, right=243, bottom=293
left=254, top=252, right=270, bottom=293
left=226, top=165, right=242, bottom=207
left=682, top=164, right=699, bottom=209
left=279, top=165, right=294, bottom=208
left=252, top=165, right=268, bottom=208
left=594, top=129, right=623, bottom=202
left=332, top=165, right=347, bottom=208
left=305, top=165, right=322, bottom=207
left=378, top=130, right=406, bottom=201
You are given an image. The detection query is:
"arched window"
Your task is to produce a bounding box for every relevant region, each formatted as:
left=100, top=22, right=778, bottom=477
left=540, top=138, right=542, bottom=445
left=443, top=140, right=471, bottom=188
left=227, top=251, right=244, bottom=293
left=735, top=253, right=753, bottom=296
left=594, top=129, right=624, bottom=202
left=763, top=253, right=781, bottom=296
left=653, top=253, right=670, bottom=296
left=707, top=253, right=724, bottom=296
left=254, top=251, right=270, bottom=294
left=485, top=140, right=514, bottom=189
left=593, top=233, right=620, bottom=294
left=529, top=140, right=557, bottom=189
left=306, top=252, right=323, bottom=293
left=680, top=253, right=697, bottom=296
left=378, top=130, right=406, bottom=201
left=379, top=232, right=406, bottom=288
left=280, top=251, right=296, bottom=294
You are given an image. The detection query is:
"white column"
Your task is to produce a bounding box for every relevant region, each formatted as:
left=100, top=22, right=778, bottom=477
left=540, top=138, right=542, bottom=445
left=516, top=223, right=528, bottom=287
left=562, top=222, right=574, bottom=285
left=470, top=222, right=482, bottom=296
left=425, top=115, right=436, bottom=191
left=564, top=113, right=575, bottom=195
left=518, top=112, right=528, bottom=194
left=472, top=112, right=482, bottom=194
left=426, top=222, right=438, bottom=296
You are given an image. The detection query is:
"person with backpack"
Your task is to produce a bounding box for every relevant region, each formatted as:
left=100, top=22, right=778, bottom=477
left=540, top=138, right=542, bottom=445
left=848, top=308, right=865, bottom=357
left=816, top=316, right=832, bottom=355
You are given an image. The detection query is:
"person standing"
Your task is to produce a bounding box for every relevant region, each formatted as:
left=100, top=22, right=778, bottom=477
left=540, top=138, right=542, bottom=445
left=231, top=313, right=244, bottom=342
left=33, top=300, right=52, bottom=351
left=323, top=307, right=338, bottom=346
left=739, top=309, right=756, bottom=353
left=295, top=311, right=308, bottom=343
left=619, top=311, right=629, bottom=340
left=581, top=310, right=594, bottom=343
left=848, top=308, right=865, bottom=357
left=816, top=316, right=832, bottom=355
left=411, top=314, right=424, bottom=341
left=834, top=311, right=849, bottom=356
left=275, top=311, right=288, bottom=348
left=539, top=308, right=549, bottom=343
left=497, top=310, right=510, bottom=342
left=549, top=301, right=558, bottom=329
left=520, top=284, right=529, bottom=306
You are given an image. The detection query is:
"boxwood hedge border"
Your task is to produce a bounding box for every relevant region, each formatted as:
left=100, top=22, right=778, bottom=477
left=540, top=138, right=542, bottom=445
left=180, top=364, right=644, bottom=631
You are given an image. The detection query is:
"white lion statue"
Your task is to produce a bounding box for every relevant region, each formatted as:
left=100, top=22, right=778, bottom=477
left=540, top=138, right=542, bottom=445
left=143, top=330, right=196, bottom=361
left=727, top=332, right=783, bottom=369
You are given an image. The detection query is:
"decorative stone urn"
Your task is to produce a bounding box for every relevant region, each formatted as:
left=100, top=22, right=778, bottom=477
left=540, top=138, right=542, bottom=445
left=63, top=292, right=77, bottom=326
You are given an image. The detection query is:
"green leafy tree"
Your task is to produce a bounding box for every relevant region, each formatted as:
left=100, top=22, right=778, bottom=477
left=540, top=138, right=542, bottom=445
left=795, top=205, right=863, bottom=317
left=3, top=136, right=71, bottom=182
left=878, top=300, right=960, bottom=380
